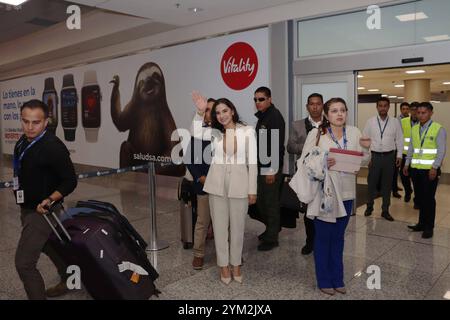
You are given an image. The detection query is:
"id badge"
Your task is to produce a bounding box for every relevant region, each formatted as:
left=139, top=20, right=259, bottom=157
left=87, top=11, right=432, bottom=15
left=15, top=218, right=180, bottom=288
left=16, top=190, right=24, bottom=204
left=13, top=177, right=19, bottom=191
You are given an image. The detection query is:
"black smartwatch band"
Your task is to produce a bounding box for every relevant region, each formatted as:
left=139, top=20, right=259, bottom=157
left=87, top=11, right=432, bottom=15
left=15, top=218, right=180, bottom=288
left=64, top=130, right=76, bottom=141
left=44, top=77, right=56, bottom=91
left=62, top=74, right=75, bottom=88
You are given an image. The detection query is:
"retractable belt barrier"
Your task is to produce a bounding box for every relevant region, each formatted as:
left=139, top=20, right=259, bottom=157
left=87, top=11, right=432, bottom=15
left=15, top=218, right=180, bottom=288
left=0, top=161, right=173, bottom=189
left=0, top=160, right=175, bottom=252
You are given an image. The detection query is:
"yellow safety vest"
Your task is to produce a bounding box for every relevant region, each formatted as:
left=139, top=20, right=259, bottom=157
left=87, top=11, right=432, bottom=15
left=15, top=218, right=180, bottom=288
left=411, top=121, right=442, bottom=169
left=401, top=117, right=412, bottom=155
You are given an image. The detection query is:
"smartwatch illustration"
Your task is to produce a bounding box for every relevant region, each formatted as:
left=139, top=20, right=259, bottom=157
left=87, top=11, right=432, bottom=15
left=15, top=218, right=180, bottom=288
left=42, top=77, right=58, bottom=135
left=81, top=70, right=101, bottom=143
left=60, top=74, right=78, bottom=142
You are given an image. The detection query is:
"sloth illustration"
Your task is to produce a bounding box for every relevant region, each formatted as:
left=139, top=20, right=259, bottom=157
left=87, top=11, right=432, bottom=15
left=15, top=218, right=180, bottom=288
left=110, top=62, right=184, bottom=176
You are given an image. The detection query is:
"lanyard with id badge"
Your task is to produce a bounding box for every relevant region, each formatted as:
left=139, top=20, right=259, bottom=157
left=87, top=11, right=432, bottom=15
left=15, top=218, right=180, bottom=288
left=13, top=130, right=47, bottom=204
left=328, top=126, right=348, bottom=150
left=418, top=121, right=433, bottom=156
left=377, top=116, right=389, bottom=149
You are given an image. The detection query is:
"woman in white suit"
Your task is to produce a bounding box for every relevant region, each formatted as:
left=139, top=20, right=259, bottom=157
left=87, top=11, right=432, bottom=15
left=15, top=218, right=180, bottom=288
left=192, top=93, right=257, bottom=284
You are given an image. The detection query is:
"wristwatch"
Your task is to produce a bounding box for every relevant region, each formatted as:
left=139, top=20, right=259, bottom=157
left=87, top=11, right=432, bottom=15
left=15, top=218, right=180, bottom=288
left=60, top=74, right=78, bottom=141
left=42, top=77, right=58, bottom=134
left=81, top=70, right=101, bottom=142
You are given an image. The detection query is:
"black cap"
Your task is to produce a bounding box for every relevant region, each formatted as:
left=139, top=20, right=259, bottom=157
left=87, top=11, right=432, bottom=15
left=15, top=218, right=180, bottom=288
left=64, top=129, right=76, bottom=141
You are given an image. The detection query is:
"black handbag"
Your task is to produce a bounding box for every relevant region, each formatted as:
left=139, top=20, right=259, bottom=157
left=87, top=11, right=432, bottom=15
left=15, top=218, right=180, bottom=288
left=279, top=179, right=307, bottom=214
left=248, top=203, right=297, bottom=228
left=247, top=204, right=265, bottom=224
left=178, top=178, right=197, bottom=205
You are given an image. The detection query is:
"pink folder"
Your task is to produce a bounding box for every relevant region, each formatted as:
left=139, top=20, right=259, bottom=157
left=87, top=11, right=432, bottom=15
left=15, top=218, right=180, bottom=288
left=328, top=148, right=363, bottom=173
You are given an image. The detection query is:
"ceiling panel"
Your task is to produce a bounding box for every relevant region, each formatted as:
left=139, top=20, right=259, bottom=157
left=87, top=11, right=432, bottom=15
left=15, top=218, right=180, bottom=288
left=358, top=64, right=450, bottom=101
left=70, top=0, right=301, bottom=26
left=0, top=0, right=94, bottom=43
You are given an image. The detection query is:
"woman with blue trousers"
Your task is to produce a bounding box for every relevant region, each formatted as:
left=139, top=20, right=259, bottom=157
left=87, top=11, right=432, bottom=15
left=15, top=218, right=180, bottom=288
left=294, top=97, right=370, bottom=295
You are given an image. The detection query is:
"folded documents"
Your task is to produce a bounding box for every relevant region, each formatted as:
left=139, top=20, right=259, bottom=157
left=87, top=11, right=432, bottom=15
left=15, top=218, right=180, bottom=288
left=328, top=148, right=363, bottom=173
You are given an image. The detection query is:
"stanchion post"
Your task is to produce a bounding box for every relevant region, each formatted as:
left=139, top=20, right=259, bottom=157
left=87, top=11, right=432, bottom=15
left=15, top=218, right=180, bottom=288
left=146, top=161, right=169, bottom=251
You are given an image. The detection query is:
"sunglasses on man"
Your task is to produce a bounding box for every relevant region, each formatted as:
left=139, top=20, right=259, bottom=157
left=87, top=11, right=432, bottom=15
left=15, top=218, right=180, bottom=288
left=253, top=97, right=267, bottom=103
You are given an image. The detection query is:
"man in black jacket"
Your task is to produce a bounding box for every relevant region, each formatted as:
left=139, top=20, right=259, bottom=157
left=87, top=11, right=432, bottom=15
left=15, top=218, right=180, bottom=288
left=254, top=87, right=286, bottom=251
left=14, top=99, right=77, bottom=300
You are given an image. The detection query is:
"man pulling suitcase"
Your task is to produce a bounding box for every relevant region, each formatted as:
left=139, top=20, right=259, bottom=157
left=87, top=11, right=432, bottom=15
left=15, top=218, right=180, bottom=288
left=13, top=99, right=78, bottom=300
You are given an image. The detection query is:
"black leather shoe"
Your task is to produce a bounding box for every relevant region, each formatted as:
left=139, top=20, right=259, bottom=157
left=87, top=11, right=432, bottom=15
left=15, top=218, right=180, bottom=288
left=422, top=230, right=433, bottom=239
left=381, top=211, right=394, bottom=221
left=257, top=231, right=267, bottom=241
left=364, top=208, right=373, bottom=216
left=407, top=224, right=424, bottom=232
left=404, top=193, right=411, bottom=203
left=301, top=244, right=313, bottom=255
left=257, top=241, right=279, bottom=251
left=392, top=192, right=401, bottom=199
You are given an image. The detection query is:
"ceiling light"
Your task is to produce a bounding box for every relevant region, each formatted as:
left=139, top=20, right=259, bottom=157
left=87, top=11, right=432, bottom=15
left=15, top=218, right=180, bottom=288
left=424, top=34, right=450, bottom=42
left=357, top=75, right=364, bottom=78
left=188, top=7, right=203, bottom=13
left=0, top=0, right=27, bottom=4
left=388, top=96, right=397, bottom=98
left=382, top=94, right=388, bottom=97
left=443, top=82, right=450, bottom=85
left=398, top=97, right=404, bottom=99
left=430, top=100, right=441, bottom=103
left=396, top=12, right=428, bottom=22
left=358, top=87, right=365, bottom=90
left=406, top=70, right=425, bottom=74
left=368, top=89, right=379, bottom=92
left=395, top=84, right=405, bottom=88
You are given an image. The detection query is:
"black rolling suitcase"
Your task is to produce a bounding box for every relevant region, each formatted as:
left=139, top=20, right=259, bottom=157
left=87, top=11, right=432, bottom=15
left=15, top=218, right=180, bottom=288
left=178, top=178, right=197, bottom=249
left=44, top=200, right=160, bottom=300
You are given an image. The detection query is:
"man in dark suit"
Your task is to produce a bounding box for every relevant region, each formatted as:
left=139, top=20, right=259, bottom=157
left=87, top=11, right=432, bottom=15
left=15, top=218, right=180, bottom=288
left=287, top=93, right=324, bottom=255
left=255, top=87, right=286, bottom=251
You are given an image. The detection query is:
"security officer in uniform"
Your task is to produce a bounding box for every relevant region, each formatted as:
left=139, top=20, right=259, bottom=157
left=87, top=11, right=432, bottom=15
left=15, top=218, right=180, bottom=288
left=400, top=102, right=419, bottom=206
left=403, top=102, right=446, bottom=239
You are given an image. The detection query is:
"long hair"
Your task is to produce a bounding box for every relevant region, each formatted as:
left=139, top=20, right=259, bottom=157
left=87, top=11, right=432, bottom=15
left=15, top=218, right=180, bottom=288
left=211, top=98, right=243, bottom=132
left=318, top=97, right=348, bottom=135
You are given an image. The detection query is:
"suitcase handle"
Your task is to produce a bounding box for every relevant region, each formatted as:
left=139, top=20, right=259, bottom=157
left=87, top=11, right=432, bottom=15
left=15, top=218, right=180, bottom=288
left=43, top=200, right=72, bottom=243
left=177, top=180, right=182, bottom=201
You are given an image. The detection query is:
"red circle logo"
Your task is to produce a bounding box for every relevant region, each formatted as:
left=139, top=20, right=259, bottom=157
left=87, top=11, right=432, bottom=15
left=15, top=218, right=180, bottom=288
left=221, top=42, right=258, bottom=91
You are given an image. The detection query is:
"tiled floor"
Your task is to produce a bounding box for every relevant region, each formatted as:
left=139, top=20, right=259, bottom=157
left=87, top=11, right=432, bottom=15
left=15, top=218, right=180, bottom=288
left=1, top=160, right=450, bottom=300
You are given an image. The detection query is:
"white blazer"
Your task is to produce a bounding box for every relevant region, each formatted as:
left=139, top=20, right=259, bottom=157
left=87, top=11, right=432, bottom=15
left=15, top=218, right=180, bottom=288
left=191, top=114, right=257, bottom=198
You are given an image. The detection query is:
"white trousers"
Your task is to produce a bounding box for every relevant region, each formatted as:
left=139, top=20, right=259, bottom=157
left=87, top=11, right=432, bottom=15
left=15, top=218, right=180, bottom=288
left=209, top=166, right=248, bottom=267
